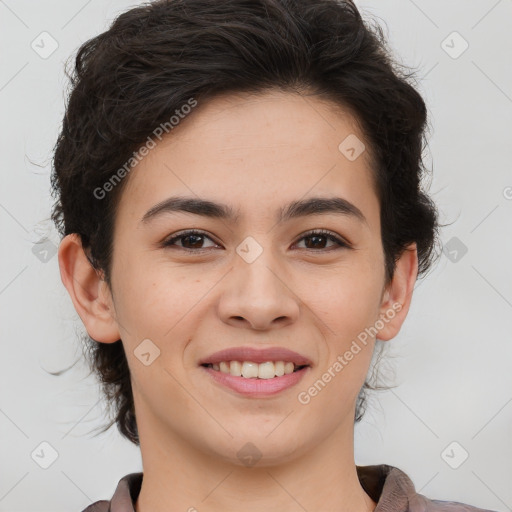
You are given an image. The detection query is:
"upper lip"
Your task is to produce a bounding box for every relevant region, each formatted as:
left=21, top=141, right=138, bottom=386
left=199, top=347, right=312, bottom=366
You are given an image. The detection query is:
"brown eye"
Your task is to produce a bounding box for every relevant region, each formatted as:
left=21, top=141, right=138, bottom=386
left=163, top=230, right=219, bottom=251
left=162, top=228, right=350, bottom=253
left=294, top=230, right=349, bottom=251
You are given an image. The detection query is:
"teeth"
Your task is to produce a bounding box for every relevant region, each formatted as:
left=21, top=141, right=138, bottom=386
left=209, top=360, right=302, bottom=379
left=229, top=360, right=242, bottom=376
left=257, top=362, right=274, bottom=379
left=274, top=361, right=285, bottom=377
left=242, top=362, right=259, bottom=378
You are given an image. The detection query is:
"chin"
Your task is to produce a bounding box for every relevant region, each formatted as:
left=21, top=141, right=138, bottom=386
left=221, top=432, right=309, bottom=467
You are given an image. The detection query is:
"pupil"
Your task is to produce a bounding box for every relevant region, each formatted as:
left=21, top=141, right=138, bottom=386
left=185, top=234, right=203, bottom=248
left=307, top=235, right=326, bottom=249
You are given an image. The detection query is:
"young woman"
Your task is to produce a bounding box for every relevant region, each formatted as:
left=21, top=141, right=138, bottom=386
left=52, top=0, right=496, bottom=511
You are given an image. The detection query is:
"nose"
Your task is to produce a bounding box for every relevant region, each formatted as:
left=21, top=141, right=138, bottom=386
left=217, top=248, right=300, bottom=331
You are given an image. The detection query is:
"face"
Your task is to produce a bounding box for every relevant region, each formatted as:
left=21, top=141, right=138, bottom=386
left=86, top=90, right=413, bottom=465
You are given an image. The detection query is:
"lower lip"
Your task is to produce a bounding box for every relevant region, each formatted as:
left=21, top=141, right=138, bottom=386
left=200, top=365, right=310, bottom=397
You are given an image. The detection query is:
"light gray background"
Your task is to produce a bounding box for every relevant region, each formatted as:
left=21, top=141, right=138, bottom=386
left=1, top=1, right=511, bottom=511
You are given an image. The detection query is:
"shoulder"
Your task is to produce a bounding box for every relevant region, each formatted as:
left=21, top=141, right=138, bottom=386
left=359, top=464, right=498, bottom=512
left=77, top=472, right=143, bottom=512
left=424, top=498, right=498, bottom=512
left=391, top=466, right=499, bottom=512
left=80, top=499, right=110, bottom=512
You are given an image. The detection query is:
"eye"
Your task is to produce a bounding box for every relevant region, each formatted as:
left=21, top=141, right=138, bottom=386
left=161, top=228, right=350, bottom=252
left=293, top=229, right=350, bottom=251
left=162, top=230, right=219, bottom=251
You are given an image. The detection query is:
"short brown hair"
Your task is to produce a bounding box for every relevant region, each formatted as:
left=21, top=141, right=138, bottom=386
left=51, top=0, right=440, bottom=445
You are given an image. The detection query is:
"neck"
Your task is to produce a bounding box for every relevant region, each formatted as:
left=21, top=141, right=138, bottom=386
left=133, top=412, right=377, bottom=512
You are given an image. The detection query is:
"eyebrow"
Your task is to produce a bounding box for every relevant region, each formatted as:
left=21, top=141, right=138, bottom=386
left=140, top=195, right=367, bottom=225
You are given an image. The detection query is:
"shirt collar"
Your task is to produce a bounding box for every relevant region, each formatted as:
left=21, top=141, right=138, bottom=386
left=104, top=464, right=424, bottom=512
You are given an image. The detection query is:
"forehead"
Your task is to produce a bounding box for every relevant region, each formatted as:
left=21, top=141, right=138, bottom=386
left=116, top=89, right=379, bottom=229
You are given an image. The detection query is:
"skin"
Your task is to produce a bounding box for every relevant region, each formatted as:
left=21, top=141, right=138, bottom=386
left=59, top=89, right=417, bottom=512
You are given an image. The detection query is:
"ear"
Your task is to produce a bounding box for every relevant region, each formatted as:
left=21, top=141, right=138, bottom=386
left=376, top=243, right=418, bottom=341
left=58, top=233, right=120, bottom=343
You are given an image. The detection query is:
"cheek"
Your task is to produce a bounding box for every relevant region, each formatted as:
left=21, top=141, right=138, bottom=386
left=113, top=258, right=214, bottom=355
left=304, top=274, right=379, bottom=410
left=308, top=260, right=384, bottom=336
left=109, top=251, right=174, bottom=337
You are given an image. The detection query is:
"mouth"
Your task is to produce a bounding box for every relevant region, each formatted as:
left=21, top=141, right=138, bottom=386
left=201, top=361, right=310, bottom=379
left=198, top=347, right=312, bottom=396
left=199, top=360, right=311, bottom=397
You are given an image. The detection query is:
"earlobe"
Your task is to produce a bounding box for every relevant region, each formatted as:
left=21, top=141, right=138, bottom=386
left=58, top=233, right=121, bottom=343
left=377, top=243, right=418, bottom=341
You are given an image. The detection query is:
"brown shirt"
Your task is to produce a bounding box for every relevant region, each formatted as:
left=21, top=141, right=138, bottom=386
left=81, top=464, right=497, bottom=512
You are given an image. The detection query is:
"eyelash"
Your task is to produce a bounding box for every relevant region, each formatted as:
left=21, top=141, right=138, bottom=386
left=161, top=229, right=350, bottom=253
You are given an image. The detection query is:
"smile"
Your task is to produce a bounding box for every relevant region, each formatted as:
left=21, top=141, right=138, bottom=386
left=202, top=360, right=308, bottom=379
left=200, top=361, right=310, bottom=397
